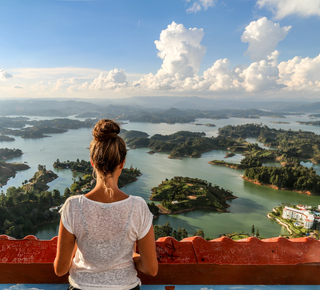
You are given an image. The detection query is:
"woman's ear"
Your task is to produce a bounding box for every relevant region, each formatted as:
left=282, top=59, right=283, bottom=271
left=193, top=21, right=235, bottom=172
left=90, top=159, right=94, bottom=168
left=119, top=159, right=125, bottom=170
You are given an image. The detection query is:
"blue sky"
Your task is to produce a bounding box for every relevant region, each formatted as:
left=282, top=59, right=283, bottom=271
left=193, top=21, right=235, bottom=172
left=0, top=0, right=320, bottom=101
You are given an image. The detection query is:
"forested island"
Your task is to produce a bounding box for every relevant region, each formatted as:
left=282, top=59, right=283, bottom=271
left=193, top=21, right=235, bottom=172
left=0, top=165, right=59, bottom=238
left=53, top=159, right=142, bottom=189
left=0, top=117, right=97, bottom=138
left=0, top=135, right=15, bottom=141
left=150, top=176, right=236, bottom=214
left=0, top=160, right=142, bottom=238
left=0, top=148, right=23, bottom=160
left=298, top=121, right=320, bottom=126
left=0, top=161, right=30, bottom=186
left=121, top=129, right=237, bottom=158
left=218, top=123, right=320, bottom=163
left=243, top=166, right=320, bottom=195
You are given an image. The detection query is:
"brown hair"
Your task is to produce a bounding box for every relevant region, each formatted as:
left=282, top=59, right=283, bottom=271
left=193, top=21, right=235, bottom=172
left=90, top=119, right=127, bottom=194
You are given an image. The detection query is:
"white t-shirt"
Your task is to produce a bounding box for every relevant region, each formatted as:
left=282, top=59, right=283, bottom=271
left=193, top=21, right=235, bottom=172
left=59, top=194, right=153, bottom=290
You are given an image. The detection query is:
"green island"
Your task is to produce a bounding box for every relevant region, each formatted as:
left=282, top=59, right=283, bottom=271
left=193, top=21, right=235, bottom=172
left=298, top=120, right=320, bottom=126
left=267, top=205, right=320, bottom=239
left=121, top=129, right=237, bottom=158
left=208, top=160, right=247, bottom=169
left=194, top=123, right=216, bottom=127
left=53, top=159, right=142, bottom=189
left=0, top=160, right=142, bottom=239
left=243, top=166, right=320, bottom=195
left=0, top=148, right=23, bottom=160
left=0, top=161, right=30, bottom=186
left=0, top=165, right=59, bottom=238
left=0, top=118, right=97, bottom=138
left=0, top=135, right=15, bottom=141
left=150, top=176, right=236, bottom=214
left=218, top=123, right=320, bottom=163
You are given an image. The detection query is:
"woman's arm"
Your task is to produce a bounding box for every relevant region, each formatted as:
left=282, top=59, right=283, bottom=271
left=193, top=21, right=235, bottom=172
left=54, top=219, right=76, bottom=277
left=133, top=225, right=158, bottom=277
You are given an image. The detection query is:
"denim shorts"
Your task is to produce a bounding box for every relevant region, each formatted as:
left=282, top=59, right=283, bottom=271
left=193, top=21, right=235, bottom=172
left=68, top=284, right=140, bottom=290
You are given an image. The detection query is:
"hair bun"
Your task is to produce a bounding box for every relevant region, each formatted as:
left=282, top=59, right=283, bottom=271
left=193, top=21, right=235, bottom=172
left=92, top=119, right=120, bottom=142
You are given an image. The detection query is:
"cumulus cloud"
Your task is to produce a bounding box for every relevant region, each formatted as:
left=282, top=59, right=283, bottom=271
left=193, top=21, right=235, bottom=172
left=240, top=50, right=284, bottom=92
left=189, top=58, right=241, bottom=91
left=241, top=17, right=291, bottom=61
left=90, top=68, right=127, bottom=90
left=0, top=69, right=13, bottom=80
left=154, top=21, right=206, bottom=79
left=278, top=53, right=320, bottom=90
left=257, top=0, right=320, bottom=20
left=131, top=22, right=206, bottom=92
left=186, top=0, right=215, bottom=13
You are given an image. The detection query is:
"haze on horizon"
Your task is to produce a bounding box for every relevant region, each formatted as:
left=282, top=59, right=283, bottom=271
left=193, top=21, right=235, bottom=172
left=0, top=0, right=320, bottom=101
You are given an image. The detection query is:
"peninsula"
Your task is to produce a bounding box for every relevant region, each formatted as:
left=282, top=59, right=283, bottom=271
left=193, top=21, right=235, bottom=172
left=0, top=161, right=30, bottom=187
left=243, top=166, right=320, bottom=195
left=150, top=176, right=236, bottom=214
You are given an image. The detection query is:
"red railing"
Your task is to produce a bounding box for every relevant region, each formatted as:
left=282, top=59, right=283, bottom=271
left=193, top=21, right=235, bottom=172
left=1, top=235, right=320, bottom=285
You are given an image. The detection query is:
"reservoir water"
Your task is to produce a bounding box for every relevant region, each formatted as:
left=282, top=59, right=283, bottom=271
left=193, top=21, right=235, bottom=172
left=2, top=115, right=320, bottom=239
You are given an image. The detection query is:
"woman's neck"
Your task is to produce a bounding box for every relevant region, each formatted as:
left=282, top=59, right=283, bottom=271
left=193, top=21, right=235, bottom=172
left=85, top=174, right=128, bottom=203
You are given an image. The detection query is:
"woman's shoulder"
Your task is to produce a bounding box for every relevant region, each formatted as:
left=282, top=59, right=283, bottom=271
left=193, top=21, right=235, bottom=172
left=130, top=195, right=150, bottom=210
left=63, top=194, right=83, bottom=207
left=66, top=194, right=83, bottom=202
left=130, top=195, right=146, bottom=203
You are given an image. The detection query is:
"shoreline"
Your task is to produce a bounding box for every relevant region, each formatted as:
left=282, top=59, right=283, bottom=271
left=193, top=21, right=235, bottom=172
left=208, top=161, right=244, bottom=170
left=242, top=176, right=313, bottom=195
left=155, top=204, right=230, bottom=215
left=267, top=213, right=293, bottom=235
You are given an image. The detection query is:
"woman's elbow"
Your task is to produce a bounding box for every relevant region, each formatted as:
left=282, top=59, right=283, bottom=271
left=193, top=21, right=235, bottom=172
left=147, top=263, right=158, bottom=277
left=53, top=260, right=69, bottom=277
left=54, top=266, right=69, bottom=277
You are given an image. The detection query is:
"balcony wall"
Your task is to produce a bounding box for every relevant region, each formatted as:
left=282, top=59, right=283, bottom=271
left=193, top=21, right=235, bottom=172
left=0, top=235, right=320, bottom=285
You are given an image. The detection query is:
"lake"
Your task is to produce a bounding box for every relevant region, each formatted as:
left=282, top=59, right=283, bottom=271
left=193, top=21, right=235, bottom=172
left=2, top=114, right=320, bottom=239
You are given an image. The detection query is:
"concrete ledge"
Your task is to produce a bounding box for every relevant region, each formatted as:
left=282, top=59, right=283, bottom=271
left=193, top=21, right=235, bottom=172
left=1, top=235, right=320, bottom=285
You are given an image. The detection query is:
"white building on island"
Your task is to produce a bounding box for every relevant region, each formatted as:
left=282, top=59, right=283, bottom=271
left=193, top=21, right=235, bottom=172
left=282, top=206, right=315, bottom=229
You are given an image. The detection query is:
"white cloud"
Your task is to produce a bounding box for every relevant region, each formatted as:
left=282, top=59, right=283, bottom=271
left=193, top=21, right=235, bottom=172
left=186, top=0, right=215, bottom=13
left=278, top=53, right=320, bottom=90
left=154, top=21, right=206, bottom=79
left=0, top=69, right=13, bottom=80
left=90, top=69, right=127, bottom=90
left=189, top=58, right=241, bottom=91
left=240, top=50, right=284, bottom=92
left=257, top=0, right=320, bottom=20
left=241, top=17, right=291, bottom=61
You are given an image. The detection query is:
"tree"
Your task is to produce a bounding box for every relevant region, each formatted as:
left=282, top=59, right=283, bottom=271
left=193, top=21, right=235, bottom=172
left=251, top=225, right=255, bottom=236
left=64, top=187, right=71, bottom=197
left=52, top=189, right=60, bottom=200
left=193, top=229, right=205, bottom=238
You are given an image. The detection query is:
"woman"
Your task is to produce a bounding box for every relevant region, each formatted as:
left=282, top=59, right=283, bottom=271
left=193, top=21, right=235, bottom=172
left=54, top=119, right=158, bottom=290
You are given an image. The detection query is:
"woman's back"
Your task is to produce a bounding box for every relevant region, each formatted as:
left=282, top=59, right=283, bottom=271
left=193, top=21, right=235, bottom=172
left=60, top=195, right=153, bottom=288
